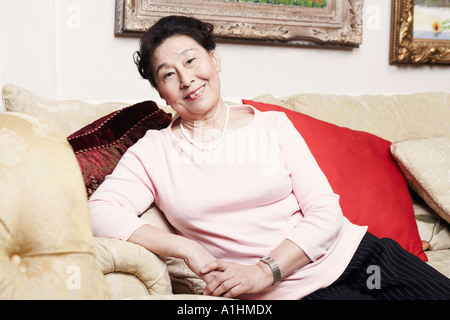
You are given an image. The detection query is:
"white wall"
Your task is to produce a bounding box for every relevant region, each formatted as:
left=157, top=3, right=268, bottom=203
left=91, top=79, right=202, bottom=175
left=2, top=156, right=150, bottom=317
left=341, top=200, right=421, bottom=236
left=1, top=0, right=449, bottom=112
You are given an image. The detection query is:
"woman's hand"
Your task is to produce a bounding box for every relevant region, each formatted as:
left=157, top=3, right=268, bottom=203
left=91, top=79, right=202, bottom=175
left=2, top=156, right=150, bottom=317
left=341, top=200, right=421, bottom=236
left=181, top=240, right=222, bottom=284
left=200, top=260, right=274, bottom=298
left=128, top=225, right=220, bottom=283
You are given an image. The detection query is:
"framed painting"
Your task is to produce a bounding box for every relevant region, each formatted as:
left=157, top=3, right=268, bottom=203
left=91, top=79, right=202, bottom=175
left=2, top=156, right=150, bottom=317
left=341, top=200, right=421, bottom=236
left=115, top=0, right=363, bottom=48
left=390, top=0, right=450, bottom=65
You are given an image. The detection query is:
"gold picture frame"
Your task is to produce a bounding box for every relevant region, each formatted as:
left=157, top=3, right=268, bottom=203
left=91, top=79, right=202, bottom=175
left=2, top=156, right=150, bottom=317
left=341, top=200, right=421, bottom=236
left=115, top=0, right=363, bottom=48
left=390, top=0, right=450, bottom=65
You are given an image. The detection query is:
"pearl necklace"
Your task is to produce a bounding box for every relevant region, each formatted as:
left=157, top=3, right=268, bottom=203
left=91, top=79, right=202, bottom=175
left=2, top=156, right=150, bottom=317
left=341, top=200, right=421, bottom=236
left=180, top=105, right=230, bottom=152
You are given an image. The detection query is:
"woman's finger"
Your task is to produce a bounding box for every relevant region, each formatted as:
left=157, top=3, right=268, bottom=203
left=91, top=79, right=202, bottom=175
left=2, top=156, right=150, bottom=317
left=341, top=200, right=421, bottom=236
left=209, top=276, right=240, bottom=297
left=200, top=259, right=227, bottom=274
left=202, top=269, right=228, bottom=295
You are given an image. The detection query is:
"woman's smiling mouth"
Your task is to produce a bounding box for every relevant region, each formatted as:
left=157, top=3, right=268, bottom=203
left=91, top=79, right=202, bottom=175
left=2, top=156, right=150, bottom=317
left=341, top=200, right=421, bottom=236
left=185, top=85, right=205, bottom=101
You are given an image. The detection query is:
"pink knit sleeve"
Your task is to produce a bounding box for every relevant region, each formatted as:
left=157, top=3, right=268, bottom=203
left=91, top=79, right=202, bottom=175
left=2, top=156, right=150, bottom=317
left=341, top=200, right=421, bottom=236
left=277, top=113, right=344, bottom=261
left=88, top=143, right=155, bottom=240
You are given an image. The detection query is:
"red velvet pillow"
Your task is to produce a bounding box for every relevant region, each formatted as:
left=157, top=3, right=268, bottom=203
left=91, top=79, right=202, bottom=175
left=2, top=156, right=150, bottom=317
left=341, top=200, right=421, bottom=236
left=243, top=99, right=426, bottom=261
left=68, top=100, right=172, bottom=198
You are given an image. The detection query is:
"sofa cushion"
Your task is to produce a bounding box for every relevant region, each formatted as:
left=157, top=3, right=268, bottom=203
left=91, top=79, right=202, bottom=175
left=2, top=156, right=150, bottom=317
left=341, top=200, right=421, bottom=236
left=413, top=197, right=450, bottom=251
left=1, top=84, right=128, bottom=136
left=391, top=137, right=450, bottom=224
left=0, top=112, right=112, bottom=299
left=244, top=99, right=426, bottom=261
left=67, top=101, right=172, bottom=198
left=425, top=249, right=450, bottom=278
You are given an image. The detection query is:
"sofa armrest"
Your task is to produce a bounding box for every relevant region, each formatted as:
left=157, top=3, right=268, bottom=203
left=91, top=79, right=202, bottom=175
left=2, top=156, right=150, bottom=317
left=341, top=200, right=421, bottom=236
left=139, top=205, right=207, bottom=294
left=93, top=237, right=172, bottom=296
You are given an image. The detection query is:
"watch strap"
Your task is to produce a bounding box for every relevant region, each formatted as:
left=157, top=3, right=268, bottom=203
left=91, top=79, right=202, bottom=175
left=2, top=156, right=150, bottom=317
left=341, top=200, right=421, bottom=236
left=260, top=256, right=282, bottom=285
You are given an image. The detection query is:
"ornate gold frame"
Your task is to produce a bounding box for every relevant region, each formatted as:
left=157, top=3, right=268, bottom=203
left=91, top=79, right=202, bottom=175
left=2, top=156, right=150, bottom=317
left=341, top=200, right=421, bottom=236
left=115, top=0, right=363, bottom=48
left=390, top=0, right=450, bottom=65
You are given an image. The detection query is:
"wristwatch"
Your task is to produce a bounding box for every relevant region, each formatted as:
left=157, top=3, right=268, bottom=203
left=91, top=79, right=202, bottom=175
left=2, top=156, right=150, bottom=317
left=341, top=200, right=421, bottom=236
left=260, top=256, right=282, bottom=285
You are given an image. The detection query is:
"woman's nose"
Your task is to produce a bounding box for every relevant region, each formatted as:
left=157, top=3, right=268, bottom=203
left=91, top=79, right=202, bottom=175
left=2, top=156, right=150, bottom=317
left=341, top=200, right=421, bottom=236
left=179, top=70, right=194, bottom=88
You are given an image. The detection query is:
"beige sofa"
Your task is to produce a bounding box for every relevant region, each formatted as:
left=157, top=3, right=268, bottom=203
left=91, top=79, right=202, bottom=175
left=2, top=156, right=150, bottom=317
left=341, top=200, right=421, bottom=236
left=1, top=84, right=449, bottom=299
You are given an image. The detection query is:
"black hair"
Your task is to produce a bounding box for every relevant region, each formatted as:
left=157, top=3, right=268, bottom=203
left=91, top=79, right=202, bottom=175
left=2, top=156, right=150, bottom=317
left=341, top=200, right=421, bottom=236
left=134, top=15, right=216, bottom=88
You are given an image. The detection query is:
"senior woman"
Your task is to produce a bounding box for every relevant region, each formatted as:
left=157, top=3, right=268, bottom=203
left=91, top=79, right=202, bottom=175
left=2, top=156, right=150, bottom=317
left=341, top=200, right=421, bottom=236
left=89, top=15, right=450, bottom=300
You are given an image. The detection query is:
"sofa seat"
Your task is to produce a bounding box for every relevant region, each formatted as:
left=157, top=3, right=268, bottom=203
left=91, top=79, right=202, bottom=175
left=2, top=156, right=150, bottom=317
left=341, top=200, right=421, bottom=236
left=426, top=250, right=450, bottom=278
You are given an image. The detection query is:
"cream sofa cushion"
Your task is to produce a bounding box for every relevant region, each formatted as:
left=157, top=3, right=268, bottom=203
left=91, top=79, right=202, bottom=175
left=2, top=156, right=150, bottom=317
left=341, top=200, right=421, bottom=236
left=414, top=199, right=450, bottom=251
left=0, top=112, right=112, bottom=299
left=252, top=92, right=450, bottom=142
left=1, top=84, right=127, bottom=136
left=425, top=250, right=450, bottom=278
left=391, top=137, right=450, bottom=224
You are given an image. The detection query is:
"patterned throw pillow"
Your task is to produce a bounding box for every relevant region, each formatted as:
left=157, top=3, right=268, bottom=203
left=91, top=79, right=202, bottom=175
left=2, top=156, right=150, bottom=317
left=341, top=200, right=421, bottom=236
left=67, top=100, right=172, bottom=198
left=391, top=137, right=450, bottom=225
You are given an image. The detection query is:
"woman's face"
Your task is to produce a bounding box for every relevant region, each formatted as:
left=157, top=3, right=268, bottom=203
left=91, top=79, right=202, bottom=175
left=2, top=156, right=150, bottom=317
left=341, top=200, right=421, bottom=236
left=152, top=35, right=222, bottom=122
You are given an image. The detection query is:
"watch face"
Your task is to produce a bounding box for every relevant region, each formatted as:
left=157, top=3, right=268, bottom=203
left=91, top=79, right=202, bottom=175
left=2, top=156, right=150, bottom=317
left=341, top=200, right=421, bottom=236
left=262, top=256, right=272, bottom=263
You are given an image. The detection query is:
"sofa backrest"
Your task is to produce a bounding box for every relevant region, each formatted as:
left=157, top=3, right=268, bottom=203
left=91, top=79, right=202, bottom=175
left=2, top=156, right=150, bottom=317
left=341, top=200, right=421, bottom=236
left=252, top=92, right=450, bottom=142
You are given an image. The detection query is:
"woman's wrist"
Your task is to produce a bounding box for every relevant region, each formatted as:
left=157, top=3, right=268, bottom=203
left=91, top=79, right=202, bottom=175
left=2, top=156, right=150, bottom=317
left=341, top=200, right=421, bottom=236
left=181, top=239, right=216, bottom=274
left=256, top=261, right=277, bottom=288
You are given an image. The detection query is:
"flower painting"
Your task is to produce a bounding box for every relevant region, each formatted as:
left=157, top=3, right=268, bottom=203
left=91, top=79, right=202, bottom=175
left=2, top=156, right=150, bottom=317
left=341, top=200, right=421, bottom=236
left=413, top=0, right=450, bottom=40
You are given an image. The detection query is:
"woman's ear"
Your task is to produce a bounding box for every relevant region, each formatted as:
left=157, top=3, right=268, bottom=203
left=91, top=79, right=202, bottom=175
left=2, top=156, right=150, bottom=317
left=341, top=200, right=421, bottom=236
left=209, top=50, right=221, bottom=72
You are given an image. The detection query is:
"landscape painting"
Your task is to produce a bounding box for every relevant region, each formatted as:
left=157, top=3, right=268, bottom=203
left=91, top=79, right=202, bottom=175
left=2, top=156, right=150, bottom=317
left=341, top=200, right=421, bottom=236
left=115, top=0, right=362, bottom=47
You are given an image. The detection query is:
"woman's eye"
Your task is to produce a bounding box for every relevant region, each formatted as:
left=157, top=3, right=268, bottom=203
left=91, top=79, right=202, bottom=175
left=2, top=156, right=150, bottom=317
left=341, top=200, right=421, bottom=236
left=164, top=72, right=174, bottom=79
left=187, top=58, right=195, bottom=64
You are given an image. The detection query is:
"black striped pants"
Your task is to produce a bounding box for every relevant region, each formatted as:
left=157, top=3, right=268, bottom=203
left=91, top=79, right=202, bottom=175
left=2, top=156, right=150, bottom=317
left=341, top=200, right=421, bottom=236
left=302, top=232, right=450, bottom=300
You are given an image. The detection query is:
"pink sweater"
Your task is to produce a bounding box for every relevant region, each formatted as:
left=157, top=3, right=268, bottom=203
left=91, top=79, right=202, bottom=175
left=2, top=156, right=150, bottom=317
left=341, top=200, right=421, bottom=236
left=89, top=105, right=367, bottom=299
